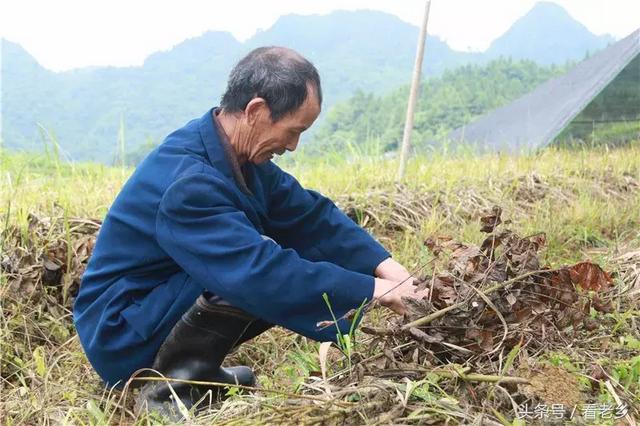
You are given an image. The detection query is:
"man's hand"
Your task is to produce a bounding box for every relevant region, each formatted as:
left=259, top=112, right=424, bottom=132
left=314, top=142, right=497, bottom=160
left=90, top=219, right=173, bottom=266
left=375, top=257, right=412, bottom=282
left=373, top=277, right=427, bottom=315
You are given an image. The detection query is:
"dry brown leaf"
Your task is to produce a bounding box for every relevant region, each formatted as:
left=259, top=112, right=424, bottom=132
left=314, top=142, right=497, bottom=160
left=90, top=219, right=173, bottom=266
left=480, top=206, right=502, bottom=233
left=568, top=262, right=613, bottom=292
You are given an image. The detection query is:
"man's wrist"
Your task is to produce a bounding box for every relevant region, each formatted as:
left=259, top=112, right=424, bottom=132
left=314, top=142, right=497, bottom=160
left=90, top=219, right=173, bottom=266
left=375, top=257, right=410, bottom=281
left=374, top=257, right=393, bottom=277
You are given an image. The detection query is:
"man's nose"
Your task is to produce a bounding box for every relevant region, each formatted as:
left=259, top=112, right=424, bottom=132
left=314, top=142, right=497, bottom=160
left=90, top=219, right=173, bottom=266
left=286, top=137, right=299, bottom=151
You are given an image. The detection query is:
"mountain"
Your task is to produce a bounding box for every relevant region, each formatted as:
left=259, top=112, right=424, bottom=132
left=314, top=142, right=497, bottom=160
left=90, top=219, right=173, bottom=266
left=246, top=10, right=472, bottom=106
left=1, top=41, right=58, bottom=152
left=1, top=4, right=617, bottom=162
left=2, top=10, right=464, bottom=162
left=486, top=2, right=614, bottom=64
left=1, top=34, right=244, bottom=162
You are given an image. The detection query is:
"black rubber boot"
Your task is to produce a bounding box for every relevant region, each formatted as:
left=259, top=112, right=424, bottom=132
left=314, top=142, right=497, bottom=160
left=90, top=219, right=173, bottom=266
left=135, top=295, right=271, bottom=419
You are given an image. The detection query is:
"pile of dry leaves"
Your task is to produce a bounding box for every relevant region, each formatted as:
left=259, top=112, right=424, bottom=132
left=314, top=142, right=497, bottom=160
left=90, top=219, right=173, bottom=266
left=360, top=206, right=617, bottom=368
left=293, top=206, right=636, bottom=424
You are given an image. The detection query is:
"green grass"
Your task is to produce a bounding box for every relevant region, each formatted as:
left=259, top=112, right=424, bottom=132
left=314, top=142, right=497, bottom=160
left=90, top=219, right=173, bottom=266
left=1, top=142, right=640, bottom=424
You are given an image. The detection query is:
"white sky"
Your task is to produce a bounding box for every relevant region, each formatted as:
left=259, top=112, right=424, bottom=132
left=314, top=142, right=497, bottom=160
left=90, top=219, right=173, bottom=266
left=1, top=0, right=638, bottom=72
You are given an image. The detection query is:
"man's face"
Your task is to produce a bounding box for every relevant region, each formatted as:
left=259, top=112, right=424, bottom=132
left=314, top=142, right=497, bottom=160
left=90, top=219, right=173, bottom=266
left=245, top=85, right=321, bottom=164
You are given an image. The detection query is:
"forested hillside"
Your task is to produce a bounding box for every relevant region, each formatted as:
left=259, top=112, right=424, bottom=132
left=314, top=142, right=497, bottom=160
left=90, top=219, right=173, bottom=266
left=1, top=4, right=614, bottom=163
left=1, top=11, right=463, bottom=162
left=308, top=58, right=566, bottom=154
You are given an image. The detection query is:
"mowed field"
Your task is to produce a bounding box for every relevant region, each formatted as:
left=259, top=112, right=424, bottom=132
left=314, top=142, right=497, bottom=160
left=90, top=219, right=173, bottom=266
left=1, top=144, right=639, bottom=425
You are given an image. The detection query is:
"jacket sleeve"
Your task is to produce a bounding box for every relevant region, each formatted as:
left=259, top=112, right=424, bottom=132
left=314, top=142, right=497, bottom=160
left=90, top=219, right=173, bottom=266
left=155, top=171, right=374, bottom=342
left=263, top=163, right=390, bottom=275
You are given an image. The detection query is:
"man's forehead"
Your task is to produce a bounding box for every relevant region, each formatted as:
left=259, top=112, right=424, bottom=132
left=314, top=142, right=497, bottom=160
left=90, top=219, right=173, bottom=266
left=287, top=84, right=320, bottom=126
left=299, top=100, right=321, bottom=126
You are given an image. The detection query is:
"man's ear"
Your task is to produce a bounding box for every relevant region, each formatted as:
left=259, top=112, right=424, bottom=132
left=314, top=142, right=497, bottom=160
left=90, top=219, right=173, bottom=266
left=244, top=98, right=271, bottom=126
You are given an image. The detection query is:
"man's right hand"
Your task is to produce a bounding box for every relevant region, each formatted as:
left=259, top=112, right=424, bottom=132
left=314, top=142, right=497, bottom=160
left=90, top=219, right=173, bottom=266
left=373, top=277, right=428, bottom=315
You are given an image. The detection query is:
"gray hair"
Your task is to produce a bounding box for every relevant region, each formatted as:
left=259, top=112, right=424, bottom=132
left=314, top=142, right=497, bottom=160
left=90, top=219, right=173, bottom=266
left=220, top=46, right=322, bottom=121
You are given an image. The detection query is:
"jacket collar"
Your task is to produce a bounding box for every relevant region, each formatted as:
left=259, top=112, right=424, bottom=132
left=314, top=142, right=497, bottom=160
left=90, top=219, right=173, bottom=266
left=198, top=107, right=252, bottom=195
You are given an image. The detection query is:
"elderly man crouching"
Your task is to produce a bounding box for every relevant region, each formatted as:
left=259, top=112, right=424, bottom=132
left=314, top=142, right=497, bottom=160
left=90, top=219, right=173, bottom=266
left=73, top=46, right=425, bottom=417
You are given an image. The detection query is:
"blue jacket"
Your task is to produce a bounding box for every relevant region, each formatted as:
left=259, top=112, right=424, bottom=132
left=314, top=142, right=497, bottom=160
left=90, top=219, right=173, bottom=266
left=73, top=109, right=390, bottom=386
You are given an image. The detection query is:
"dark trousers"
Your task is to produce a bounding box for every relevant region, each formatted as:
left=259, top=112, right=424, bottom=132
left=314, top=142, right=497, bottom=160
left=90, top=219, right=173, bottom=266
left=202, top=290, right=274, bottom=346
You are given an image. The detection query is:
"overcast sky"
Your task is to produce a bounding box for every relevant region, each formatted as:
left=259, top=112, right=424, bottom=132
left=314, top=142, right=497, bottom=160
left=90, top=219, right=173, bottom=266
left=1, top=0, right=638, bottom=72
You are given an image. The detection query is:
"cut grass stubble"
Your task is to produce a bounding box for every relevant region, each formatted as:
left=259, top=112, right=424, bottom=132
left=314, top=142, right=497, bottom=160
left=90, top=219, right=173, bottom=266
left=1, top=143, right=639, bottom=424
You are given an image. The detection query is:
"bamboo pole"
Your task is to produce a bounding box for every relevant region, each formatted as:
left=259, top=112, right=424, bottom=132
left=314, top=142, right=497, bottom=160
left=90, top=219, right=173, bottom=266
left=397, top=0, right=431, bottom=180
